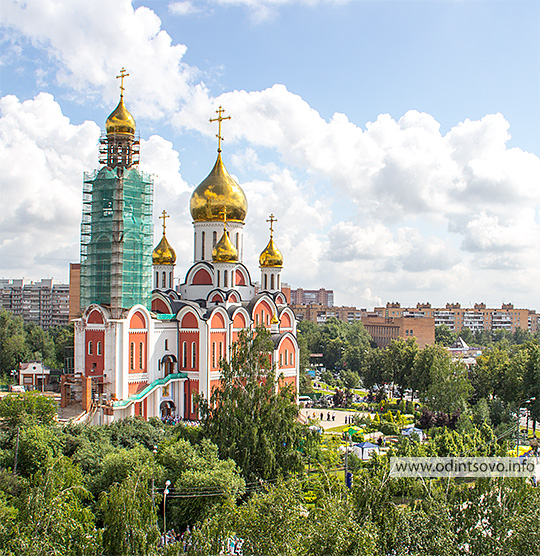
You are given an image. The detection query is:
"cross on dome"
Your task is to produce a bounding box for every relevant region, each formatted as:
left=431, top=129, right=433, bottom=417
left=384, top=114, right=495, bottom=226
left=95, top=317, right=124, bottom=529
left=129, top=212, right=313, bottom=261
left=267, top=214, right=277, bottom=237
left=116, top=67, right=130, bottom=97
left=210, top=106, right=231, bottom=153
left=160, top=209, right=169, bottom=233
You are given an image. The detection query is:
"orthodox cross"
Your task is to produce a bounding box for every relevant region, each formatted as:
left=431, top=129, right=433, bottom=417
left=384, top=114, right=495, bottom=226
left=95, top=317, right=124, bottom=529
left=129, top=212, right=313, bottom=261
left=267, top=214, right=277, bottom=237
left=210, top=106, right=231, bottom=153
left=160, top=210, right=169, bottom=234
left=219, top=208, right=228, bottom=230
left=116, top=67, right=130, bottom=96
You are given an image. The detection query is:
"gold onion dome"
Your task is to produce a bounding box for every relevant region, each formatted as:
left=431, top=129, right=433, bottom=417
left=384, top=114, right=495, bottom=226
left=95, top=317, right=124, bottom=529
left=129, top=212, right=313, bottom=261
left=153, top=210, right=176, bottom=265
left=212, top=227, right=238, bottom=263
left=106, top=96, right=136, bottom=135
left=259, top=237, right=283, bottom=268
left=152, top=235, right=176, bottom=265
left=190, top=154, right=247, bottom=222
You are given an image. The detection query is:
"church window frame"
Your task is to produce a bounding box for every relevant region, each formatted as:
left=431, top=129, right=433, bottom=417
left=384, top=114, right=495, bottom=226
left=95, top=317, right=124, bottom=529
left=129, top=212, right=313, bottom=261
left=213, top=231, right=217, bottom=247
left=224, top=270, right=228, bottom=288
left=130, top=342, right=134, bottom=370
left=191, top=342, right=197, bottom=368
left=201, top=231, right=206, bottom=260
left=271, top=274, right=275, bottom=290
left=165, top=338, right=169, bottom=351
left=139, top=342, right=144, bottom=370
left=97, top=341, right=102, bottom=356
left=212, top=342, right=216, bottom=368
left=88, top=341, right=93, bottom=355
left=183, top=341, right=188, bottom=368
left=162, top=272, right=166, bottom=288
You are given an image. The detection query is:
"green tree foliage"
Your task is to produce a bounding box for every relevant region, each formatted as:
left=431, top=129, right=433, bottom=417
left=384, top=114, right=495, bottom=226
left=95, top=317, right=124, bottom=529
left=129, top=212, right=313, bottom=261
left=0, top=310, right=29, bottom=375
left=99, top=471, right=160, bottom=556
left=1, top=457, right=101, bottom=556
left=385, top=337, right=419, bottom=397
left=158, top=438, right=245, bottom=527
left=0, top=391, right=57, bottom=430
left=434, top=324, right=454, bottom=346
left=199, top=327, right=304, bottom=481
left=24, top=323, right=56, bottom=366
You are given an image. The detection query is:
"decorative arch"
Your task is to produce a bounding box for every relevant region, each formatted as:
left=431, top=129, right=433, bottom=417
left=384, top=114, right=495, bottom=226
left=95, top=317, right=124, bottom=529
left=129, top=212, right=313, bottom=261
left=181, top=312, right=198, bottom=328
left=280, top=312, right=292, bottom=328
left=88, top=309, right=104, bottom=324
left=192, top=268, right=213, bottom=285
left=211, top=312, right=225, bottom=329
left=235, top=269, right=246, bottom=286
left=228, top=292, right=239, bottom=303
left=275, top=292, right=287, bottom=304
left=130, top=311, right=146, bottom=329
left=233, top=312, right=246, bottom=328
left=151, top=298, right=170, bottom=314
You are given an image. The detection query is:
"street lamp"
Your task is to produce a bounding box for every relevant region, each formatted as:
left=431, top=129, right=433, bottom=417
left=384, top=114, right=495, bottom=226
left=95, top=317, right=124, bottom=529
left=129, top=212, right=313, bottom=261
left=516, top=397, right=536, bottom=454
left=151, top=446, right=158, bottom=509
left=163, top=480, right=171, bottom=543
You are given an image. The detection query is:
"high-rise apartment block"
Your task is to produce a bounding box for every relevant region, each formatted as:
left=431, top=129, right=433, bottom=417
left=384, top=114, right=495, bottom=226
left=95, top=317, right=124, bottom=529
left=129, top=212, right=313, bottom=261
left=290, top=288, right=334, bottom=307
left=375, top=302, right=539, bottom=333
left=1, top=278, right=70, bottom=329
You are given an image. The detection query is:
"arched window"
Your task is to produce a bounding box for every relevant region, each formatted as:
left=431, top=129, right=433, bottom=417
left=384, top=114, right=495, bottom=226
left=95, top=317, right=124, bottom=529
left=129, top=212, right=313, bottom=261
left=169, top=272, right=173, bottom=289
left=155, top=271, right=159, bottom=287
left=219, top=341, right=223, bottom=362
left=212, top=342, right=216, bottom=368
left=217, top=270, right=220, bottom=287
left=224, top=270, right=228, bottom=288
left=266, top=314, right=270, bottom=326
left=213, top=231, right=217, bottom=247
left=270, top=274, right=275, bottom=290
left=162, top=272, right=166, bottom=288
left=235, top=232, right=239, bottom=251
left=183, top=342, right=187, bottom=368
left=191, top=342, right=197, bottom=368
left=264, top=275, right=268, bottom=290
left=290, top=352, right=293, bottom=365
left=255, top=314, right=259, bottom=326
left=285, top=349, right=288, bottom=366
left=139, top=342, right=144, bottom=369
left=280, top=353, right=283, bottom=366
left=97, top=341, right=102, bottom=356
left=165, top=338, right=169, bottom=351
left=201, top=231, right=206, bottom=260
left=194, top=231, right=197, bottom=259
left=277, top=275, right=280, bottom=289
left=130, top=342, right=134, bottom=370
left=88, top=341, right=93, bottom=355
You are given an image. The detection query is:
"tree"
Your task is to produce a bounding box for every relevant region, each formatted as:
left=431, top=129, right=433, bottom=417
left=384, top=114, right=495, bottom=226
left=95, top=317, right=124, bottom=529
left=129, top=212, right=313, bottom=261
left=421, top=349, right=472, bottom=414
left=24, top=323, right=55, bottom=366
left=385, top=337, right=419, bottom=398
left=199, top=327, right=304, bottom=481
left=2, top=457, right=101, bottom=556
left=99, top=471, right=160, bottom=556
left=0, top=310, right=29, bottom=375
left=434, top=324, right=454, bottom=347
left=0, top=391, right=57, bottom=430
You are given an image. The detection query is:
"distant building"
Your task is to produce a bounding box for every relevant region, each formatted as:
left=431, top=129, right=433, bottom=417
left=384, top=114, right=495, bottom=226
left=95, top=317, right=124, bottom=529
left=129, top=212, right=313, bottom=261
left=290, top=288, right=334, bottom=307
left=69, top=263, right=81, bottom=322
left=1, top=278, right=70, bottom=329
left=375, top=302, right=537, bottom=333
left=292, top=303, right=370, bottom=324
left=361, top=315, right=435, bottom=349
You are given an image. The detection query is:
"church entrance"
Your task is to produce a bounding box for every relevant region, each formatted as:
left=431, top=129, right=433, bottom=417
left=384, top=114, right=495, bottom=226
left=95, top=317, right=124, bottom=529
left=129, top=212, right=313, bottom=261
left=161, top=355, right=176, bottom=377
left=160, top=400, right=176, bottom=419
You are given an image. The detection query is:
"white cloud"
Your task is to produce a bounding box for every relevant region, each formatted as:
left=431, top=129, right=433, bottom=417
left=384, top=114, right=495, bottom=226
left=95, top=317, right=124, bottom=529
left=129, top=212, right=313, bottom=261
left=1, top=0, right=198, bottom=118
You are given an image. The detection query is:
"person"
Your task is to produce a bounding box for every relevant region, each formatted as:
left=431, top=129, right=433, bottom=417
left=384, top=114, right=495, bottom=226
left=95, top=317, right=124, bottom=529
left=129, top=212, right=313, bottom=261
left=332, top=413, right=335, bottom=421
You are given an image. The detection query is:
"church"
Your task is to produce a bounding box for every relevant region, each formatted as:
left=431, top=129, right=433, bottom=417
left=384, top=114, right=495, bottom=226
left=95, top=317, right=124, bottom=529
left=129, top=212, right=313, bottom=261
left=73, top=71, right=299, bottom=422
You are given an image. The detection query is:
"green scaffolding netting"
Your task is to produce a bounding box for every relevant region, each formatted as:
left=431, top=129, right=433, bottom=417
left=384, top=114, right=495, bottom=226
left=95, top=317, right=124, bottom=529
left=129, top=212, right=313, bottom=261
left=80, top=167, right=153, bottom=310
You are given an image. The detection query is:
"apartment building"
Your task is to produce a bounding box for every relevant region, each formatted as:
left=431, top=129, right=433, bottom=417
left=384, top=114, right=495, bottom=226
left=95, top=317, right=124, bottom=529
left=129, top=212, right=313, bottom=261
left=376, top=302, right=537, bottom=333
left=290, top=288, right=334, bottom=307
left=1, top=278, right=70, bottom=329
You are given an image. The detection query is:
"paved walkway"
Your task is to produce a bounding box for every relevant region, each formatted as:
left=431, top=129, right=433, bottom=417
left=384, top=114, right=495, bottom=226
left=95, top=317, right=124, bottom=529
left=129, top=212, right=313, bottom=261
left=301, top=408, right=363, bottom=430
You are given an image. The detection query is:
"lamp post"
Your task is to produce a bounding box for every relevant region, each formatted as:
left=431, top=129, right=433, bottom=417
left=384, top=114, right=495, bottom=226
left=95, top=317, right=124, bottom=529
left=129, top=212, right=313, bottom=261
left=151, top=446, right=158, bottom=509
left=163, top=480, right=171, bottom=543
left=516, top=397, right=536, bottom=454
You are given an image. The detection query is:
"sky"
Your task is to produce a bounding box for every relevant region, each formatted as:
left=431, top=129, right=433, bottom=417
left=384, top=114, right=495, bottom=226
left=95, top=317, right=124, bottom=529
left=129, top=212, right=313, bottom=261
left=1, top=0, right=539, bottom=311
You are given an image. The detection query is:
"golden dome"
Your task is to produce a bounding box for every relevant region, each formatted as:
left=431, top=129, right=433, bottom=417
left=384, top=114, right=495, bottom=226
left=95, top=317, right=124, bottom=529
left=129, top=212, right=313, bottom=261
left=153, top=235, right=176, bottom=265
left=190, top=154, right=247, bottom=222
left=259, top=237, right=283, bottom=268
left=212, top=228, right=238, bottom=263
left=106, top=95, right=136, bottom=135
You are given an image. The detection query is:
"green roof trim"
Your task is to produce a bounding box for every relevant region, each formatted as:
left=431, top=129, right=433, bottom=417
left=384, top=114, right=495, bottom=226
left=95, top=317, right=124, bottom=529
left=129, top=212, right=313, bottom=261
left=112, top=372, right=188, bottom=408
left=155, top=313, right=176, bottom=320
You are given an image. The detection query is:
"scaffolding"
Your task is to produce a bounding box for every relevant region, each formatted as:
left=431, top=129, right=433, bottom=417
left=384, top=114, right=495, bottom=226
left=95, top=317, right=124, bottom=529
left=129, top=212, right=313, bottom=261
left=80, top=166, right=153, bottom=312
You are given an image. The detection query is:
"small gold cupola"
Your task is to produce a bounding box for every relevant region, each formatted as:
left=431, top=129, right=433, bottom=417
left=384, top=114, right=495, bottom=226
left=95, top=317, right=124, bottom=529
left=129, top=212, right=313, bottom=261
left=212, top=212, right=238, bottom=263
left=259, top=214, right=283, bottom=268
left=153, top=210, right=176, bottom=265
left=106, top=68, right=136, bottom=135
left=189, top=107, right=247, bottom=223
